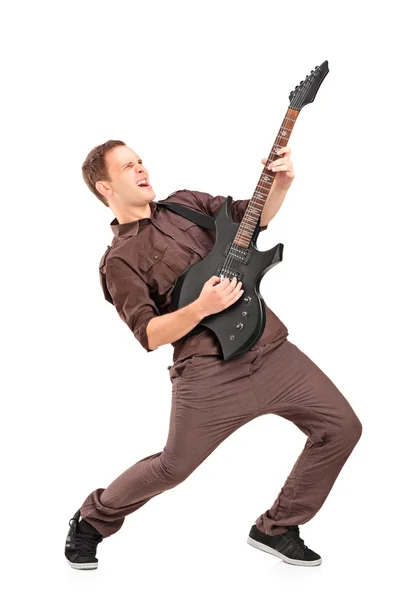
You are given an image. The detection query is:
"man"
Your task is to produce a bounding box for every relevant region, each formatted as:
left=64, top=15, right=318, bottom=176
left=65, top=140, right=362, bottom=570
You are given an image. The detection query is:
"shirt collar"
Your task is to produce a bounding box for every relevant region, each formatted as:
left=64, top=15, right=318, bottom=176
left=110, top=201, right=157, bottom=238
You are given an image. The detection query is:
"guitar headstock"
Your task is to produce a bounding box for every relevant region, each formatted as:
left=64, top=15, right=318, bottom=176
left=289, top=60, right=329, bottom=111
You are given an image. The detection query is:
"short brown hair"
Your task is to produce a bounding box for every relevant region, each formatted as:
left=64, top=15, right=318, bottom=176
left=82, top=139, right=126, bottom=207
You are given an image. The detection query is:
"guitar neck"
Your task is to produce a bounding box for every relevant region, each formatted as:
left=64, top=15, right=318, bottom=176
left=235, top=107, right=300, bottom=247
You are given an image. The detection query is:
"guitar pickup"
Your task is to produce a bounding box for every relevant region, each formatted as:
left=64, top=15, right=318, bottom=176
left=224, top=242, right=252, bottom=264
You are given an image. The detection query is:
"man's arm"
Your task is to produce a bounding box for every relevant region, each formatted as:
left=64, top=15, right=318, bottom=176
left=106, top=258, right=161, bottom=352
left=260, top=146, right=295, bottom=225
left=105, top=257, right=208, bottom=352
left=259, top=179, right=290, bottom=227
left=146, top=301, right=207, bottom=351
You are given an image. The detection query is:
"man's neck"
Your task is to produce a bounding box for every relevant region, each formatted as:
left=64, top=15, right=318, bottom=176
left=112, top=201, right=152, bottom=225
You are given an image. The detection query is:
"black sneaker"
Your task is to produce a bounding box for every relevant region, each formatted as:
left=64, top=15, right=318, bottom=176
left=65, top=509, right=103, bottom=570
left=247, top=522, right=322, bottom=566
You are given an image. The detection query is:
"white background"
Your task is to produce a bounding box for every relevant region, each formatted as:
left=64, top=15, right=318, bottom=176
left=2, top=0, right=399, bottom=597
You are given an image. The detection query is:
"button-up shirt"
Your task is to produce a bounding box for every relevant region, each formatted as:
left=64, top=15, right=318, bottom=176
left=99, top=189, right=289, bottom=362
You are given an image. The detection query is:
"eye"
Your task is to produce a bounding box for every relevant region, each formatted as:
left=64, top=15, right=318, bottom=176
left=124, top=160, right=143, bottom=169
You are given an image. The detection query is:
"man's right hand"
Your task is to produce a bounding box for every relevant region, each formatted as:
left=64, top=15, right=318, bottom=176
left=195, top=275, right=244, bottom=317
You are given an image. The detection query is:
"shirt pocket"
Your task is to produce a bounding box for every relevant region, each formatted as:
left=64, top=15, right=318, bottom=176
left=138, top=240, right=179, bottom=296
left=176, top=219, right=198, bottom=231
left=168, top=210, right=198, bottom=232
left=175, top=219, right=207, bottom=239
left=175, top=218, right=216, bottom=255
left=138, top=240, right=166, bottom=271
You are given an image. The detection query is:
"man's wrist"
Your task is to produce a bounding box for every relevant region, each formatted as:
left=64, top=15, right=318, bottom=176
left=189, top=300, right=209, bottom=321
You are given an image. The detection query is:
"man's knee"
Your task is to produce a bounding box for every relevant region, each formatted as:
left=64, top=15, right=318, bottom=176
left=341, top=412, right=362, bottom=447
left=159, top=454, right=194, bottom=486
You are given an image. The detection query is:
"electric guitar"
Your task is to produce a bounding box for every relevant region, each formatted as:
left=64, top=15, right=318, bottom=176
left=171, top=60, right=330, bottom=361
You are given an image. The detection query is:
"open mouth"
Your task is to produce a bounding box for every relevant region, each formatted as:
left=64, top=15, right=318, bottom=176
left=137, top=178, right=151, bottom=188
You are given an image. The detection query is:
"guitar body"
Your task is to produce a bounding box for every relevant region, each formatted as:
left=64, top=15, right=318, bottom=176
left=171, top=196, right=284, bottom=361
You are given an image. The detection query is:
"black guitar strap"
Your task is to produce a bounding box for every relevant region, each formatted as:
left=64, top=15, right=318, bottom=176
left=157, top=199, right=263, bottom=237
left=156, top=200, right=216, bottom=229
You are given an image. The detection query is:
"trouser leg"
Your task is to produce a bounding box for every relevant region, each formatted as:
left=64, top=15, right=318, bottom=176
left=250, top=340, right=362, bottom=535
left=79, top=345, right=269, bottom=538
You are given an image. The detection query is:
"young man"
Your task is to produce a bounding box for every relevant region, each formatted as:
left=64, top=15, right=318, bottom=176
left=65, top=140, right=362, bottom=570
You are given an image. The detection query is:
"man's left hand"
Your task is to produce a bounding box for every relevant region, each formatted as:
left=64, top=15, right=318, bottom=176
left=261, top=146, right=295, bottom=191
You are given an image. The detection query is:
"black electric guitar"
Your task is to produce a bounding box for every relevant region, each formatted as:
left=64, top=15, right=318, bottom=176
left=171, top=60, right=330, bottom=361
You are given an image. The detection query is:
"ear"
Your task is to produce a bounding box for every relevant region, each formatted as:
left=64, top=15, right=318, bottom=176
left=95, top=180, right=106, bottom=195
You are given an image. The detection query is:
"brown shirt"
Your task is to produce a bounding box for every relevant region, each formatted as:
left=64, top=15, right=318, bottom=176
left=99, top=189, right=289, bottom=362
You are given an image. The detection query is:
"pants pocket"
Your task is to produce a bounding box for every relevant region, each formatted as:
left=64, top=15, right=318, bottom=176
left=168, top=355, right=199, bottom=381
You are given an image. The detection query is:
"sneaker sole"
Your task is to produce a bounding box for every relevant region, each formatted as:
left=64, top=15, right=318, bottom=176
left=66, top=558, right=98, bottom=570
left=247, top=536, right=322, bottom=567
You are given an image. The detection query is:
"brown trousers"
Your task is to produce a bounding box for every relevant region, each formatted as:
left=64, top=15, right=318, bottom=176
left=80, top=338, right=362, bottom=538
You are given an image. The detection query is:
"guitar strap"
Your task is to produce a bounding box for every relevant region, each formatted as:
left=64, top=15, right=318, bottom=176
left=158, top=199, right=263, bottom=235
left=156, top=200, right=217, bottom=229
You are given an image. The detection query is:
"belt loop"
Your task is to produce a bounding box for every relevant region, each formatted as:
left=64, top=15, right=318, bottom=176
left=249, top=347, right=261, bottom=374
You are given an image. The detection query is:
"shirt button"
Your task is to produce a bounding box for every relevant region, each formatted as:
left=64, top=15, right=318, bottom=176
left=154, top=255, right=158, bottom=259
left=171, top=233, right=175, bottom=237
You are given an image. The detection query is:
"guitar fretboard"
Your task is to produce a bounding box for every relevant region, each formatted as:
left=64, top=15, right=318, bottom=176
left=234, top=107, right=299, bottom=247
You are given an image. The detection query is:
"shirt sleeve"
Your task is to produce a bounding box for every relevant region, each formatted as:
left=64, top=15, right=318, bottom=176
left=186, top=190, right=268, bottom=231
left=105, top=257, right=161, bottom=352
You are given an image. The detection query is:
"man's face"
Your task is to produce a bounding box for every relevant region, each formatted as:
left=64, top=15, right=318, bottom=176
left=98, top=145, right=156, bottom=207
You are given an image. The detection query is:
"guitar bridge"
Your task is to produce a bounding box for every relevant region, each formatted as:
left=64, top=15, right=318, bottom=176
left=215, top=265, right=243, bottom=282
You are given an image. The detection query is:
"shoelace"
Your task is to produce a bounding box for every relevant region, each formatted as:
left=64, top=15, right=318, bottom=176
left=69, top=517, right=103, bottom=556
left=284, top=526, right=309, bottom=551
